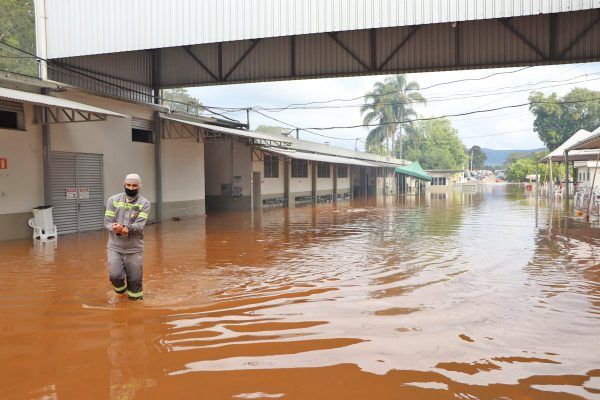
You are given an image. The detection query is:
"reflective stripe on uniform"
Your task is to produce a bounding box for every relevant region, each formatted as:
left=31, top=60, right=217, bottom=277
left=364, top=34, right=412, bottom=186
left=138, top=212, right=148, bottom=219
left=105, top=210, right=116, bottom=217
left=113, top=201, right=144, bottom=210
left=127, top=290, right=143, bottom=298
left=113, top=282, right=127, bottom=291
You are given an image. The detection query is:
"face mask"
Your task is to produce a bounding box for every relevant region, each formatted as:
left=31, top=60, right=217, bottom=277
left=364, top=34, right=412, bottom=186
left=125, top=187, right=138, bottom=197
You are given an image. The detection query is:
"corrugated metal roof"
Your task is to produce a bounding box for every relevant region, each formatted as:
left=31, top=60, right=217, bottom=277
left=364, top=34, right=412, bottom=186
left=43, top=0, right=600, bottom=58
left=48, top=8, right=600, bottom=91
left=566, top=126, right=600, bottom=151
left=0, top=87, right=126, bottom=117
left=541, top=129, right=597, bottom=161
left=160, top=114, right=292, bottom=146
left=260, top=146, right=397, bottom=167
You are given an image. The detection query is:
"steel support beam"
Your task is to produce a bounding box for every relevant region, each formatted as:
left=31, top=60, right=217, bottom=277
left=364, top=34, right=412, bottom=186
left=378, top=26, right=420, bottom=70
left=328, top=32, right=370, bottom=71
left=500, top=18, right=548, bottom=60
left=183, top=46, right=219, bottom=81
left=223, top=39, right=261, bottom=81
left=558, top=10, right=600, bottom=59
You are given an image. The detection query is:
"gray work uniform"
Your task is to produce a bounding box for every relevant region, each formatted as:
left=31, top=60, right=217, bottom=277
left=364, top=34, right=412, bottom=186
left=104, top=192, right=151, bottom=299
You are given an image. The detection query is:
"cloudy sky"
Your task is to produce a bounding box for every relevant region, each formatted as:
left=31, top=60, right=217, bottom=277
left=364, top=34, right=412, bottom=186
left=189, top=61, right=600, bottom=152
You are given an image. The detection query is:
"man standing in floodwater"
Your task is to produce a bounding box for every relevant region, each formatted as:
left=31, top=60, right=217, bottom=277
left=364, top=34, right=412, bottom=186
left=104, top=173, right=151, bottom=300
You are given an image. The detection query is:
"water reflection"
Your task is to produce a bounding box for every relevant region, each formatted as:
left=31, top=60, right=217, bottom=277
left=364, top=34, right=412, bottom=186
left=0, top=185, right=598, bottom=399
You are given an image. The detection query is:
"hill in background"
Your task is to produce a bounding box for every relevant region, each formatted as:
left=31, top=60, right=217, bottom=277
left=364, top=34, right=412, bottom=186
left=482, top=148, right=546, bottom=166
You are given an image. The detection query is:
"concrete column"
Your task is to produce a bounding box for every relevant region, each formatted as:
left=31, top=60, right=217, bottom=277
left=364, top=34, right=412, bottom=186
left=284, top=159, right=292, bottom=207
left=311, top=161, right=317, bottom=203
left=333, top=164, right=338, bottom=201
left=154, top=112, right=163, bottom=221
left=564, top=151, right=569, bottom=209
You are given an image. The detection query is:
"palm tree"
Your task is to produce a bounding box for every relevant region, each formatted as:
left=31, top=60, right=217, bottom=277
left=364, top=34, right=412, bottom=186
left=361, top=75, right=426, bottom=158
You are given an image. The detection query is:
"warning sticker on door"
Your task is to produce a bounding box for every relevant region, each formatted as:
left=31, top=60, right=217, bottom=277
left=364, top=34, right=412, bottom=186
left=66, top=188, right=77, bottom=199
left=78, top=187, right=90, bottom=199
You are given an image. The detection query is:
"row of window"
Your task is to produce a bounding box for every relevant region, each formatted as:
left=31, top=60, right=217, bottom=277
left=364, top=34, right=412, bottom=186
left=264, top=155, right=348, bottom=178
left=431, top=177, right=447, bottom=186
left=578, top=171, right=590, bottom=182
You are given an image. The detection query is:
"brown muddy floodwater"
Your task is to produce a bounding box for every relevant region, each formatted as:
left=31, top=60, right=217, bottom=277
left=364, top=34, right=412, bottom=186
left=1, top=184, right=599, bottom=400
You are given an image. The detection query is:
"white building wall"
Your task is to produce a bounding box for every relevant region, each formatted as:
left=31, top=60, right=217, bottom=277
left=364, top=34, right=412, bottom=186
left=0, top=103, right=44, bottom=214
left=289, top=162, right=312, bottom=194
left=316, top=175, right=333, bottom=192
left=51, top=91, right=157, bottom=204
left=252, top=156, right=285, bottom=196
left=162, top=138, right=205, bottom=202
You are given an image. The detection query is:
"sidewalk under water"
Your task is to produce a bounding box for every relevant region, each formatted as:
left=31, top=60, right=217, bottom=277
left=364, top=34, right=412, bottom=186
left=0, top=185, right=599, bottom=399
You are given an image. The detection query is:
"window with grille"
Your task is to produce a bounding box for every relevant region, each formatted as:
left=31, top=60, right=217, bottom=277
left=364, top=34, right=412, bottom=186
left=317, top=162, right=330, bottom=178
left=337, top=164, right=348, bottom=178
left=291, top=159, right=308, bottom=178
left=264, top=154, right=279, bottom=178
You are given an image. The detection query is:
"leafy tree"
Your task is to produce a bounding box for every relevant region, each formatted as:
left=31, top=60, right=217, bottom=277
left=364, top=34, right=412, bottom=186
left=468, top=145, right=487, bottom=170
left=529, top=88, right=600, bottom=151
left=162, top=88, right=203, bottom=114
left=505, top=152, right=564, bottom=182
left=0, top=0, right=36, bottom=76
left=402, top=118, right=467, bottom=170
left=256, top=125, right=292, bottom=137
left=361, top=74, right=425, bottom=157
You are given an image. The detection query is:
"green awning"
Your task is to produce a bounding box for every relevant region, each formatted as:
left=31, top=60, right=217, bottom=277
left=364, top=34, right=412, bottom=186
left=395, top=161, right=432, bottom=181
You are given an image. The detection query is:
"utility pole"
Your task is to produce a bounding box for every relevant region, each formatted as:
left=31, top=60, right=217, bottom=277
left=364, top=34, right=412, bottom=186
left=355, top=138, right=359, bottom=151
left=470, top=149, right=474, bottom=171
left=246, top=108, right=250, bottom=129
left=296, top=128, right=300, bottom=139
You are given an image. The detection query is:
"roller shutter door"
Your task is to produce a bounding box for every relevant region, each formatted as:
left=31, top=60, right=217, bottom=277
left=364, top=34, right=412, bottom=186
left=49, top=152, right=104, bottom=235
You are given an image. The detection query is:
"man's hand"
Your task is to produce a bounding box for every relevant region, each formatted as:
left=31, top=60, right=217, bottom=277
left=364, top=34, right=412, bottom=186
left=121, top=226, right=129, bottom=236
left=112, top=223, right=123, bottom=234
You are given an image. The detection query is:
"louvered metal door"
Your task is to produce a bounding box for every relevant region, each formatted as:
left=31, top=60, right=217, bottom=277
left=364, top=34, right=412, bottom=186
left=50, top=152, right=104, bottom=235
left=76, top=153, right=104, bottom=232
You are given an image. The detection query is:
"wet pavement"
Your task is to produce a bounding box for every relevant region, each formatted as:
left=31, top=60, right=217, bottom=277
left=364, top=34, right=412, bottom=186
left=0, top=184, right=599, bottom=399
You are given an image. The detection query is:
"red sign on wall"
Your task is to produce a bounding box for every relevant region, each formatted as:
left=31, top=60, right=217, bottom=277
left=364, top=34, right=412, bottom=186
left=0, top=158, right=7, bottom=170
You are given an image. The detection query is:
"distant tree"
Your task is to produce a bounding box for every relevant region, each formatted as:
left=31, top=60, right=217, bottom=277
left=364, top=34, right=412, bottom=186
left=468, top=145, right=487, bottom=170
left=256, top=125, right=292, bottom=137
left=504, top=151, right=530, bottom=166
left=162, top=88, right=203, bottom=114
left=0, top=0, right=37, bottom=76
left=361, top=74, right=425, bottom=157
left=403, top=118, right=467, bottom=170
left=529, top=88, right=600, bottom=151
left=505, top=152, right=564, bottom=182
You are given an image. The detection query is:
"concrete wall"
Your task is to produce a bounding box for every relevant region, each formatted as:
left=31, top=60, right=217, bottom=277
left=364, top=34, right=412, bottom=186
left=51, top=92, right=157, bottom=205
left=0, top=89, right=209, bottom=241
left=0, top=103, right=44, bottom=241
left=162, top=136, right=206, bottom=217
left=252, top=156, right=284, bottom=198
left=205, top=138, right=252, bottom=210
left=289, top=162, right=312, bottom=195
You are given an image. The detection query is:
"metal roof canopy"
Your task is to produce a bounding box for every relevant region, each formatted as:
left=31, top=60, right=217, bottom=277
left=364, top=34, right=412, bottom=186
left=395, top=161, right=432, bottom=181
left=259, top=146, right=389, bottom=167
left=541, top=128, right=600, bottom=162
left=39, top=2, right=600, bottom=101
left=160, top=114, right=292, bottom=146
left=566, top=128, right=600, bottom=151
left=0, top=87, right=126, bottom=124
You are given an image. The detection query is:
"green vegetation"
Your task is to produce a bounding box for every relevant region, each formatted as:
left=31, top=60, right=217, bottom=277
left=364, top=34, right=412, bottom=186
left=162, top=88, right=203, bottom=113
left=469, top=145, right=487, bottom=170
left=529, top=88, right=600, bottom=151
left=401, top=118, right=468, bottom=170
left=361, top=74, right=425, bottom=157
left=504, top=151, right=564, bottom=182
left=0, top=0, right=36, bottom=76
